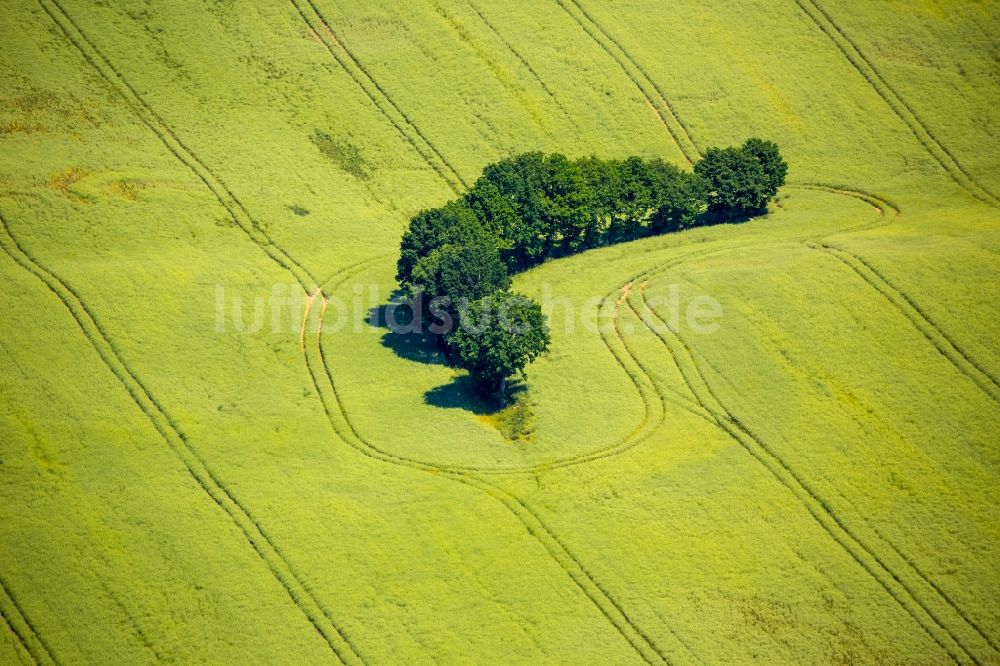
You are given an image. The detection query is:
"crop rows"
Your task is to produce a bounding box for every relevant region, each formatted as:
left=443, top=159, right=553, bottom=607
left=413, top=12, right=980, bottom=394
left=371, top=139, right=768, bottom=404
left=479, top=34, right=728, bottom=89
left=0, top=212, right=365, bottom=665
left=628, top=188, right=998, bottom=662
left=0, top=574, right=57, bottom=666
left=288, top=0, right=469, bottom=194
left=792, top=0, right=1000, bottom=209
left=302, top=259, right=688, bottom=664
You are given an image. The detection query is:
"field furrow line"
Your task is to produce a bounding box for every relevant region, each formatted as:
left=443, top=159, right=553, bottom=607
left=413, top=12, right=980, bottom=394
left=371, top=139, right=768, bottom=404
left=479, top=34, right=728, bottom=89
left=429, top=0, right=553, bottom=131
left=634, top=202, right=1000, bottom=662
left=565, top=0, right=702, bottom=155
left=0, top=575, right=58, bottom=666
left=465, top=1, right=580, bottom=130
left=789, top=183, right=900, bottom=216
left=303, top=261, right=681, bottom=665
left=792, top=0, right=1000, bottom=208
left=0, top=608, right=34, bottom=666
left=636, top=279, right=980, bottom=663
left=37, top=0, right=318, bottom=293
left=810, top=243, right=1000, bottom=407
left=0, top=214, right=365, bottom=666
left=93, top=575, right=166, bottom=663
left=553, top=0, right=699, bottom=165
left=311, top=259, right=705, bottom=476
left=700, top=185, right=996, bottom=657
left=289, top=0, right=468, bottom=194
left=834, top=488, right=1000, bottom=658
left=794, top=185, right=998, bottom=405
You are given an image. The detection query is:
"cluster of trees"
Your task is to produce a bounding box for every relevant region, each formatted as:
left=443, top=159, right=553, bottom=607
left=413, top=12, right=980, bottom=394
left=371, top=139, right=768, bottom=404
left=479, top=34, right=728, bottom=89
left=396, top=138, right=786, bottom=399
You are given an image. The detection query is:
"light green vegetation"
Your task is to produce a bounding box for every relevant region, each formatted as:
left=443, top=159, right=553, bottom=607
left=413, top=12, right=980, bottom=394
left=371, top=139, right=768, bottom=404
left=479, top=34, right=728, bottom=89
left=0, top=0, right=997, bottom=663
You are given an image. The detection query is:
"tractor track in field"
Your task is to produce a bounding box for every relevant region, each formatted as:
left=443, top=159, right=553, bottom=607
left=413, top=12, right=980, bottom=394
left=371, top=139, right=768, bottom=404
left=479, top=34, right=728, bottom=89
left=791, top=185, right=1000, bottom=406
left=32, top=3, right=374, bottom=662
left=428, top=0, right=549, bottom=131
left=289, top=0, right=468, bottom=195
left=310, top=255, right=712, bottom=477
left=634, top=269, right=977, bottom=665
left=304, top=259, right=685, bottom=666
left=833, top=486, right=1000, bottom=658
left=0, top=575, right=58, bottom=666
left=808, top=242, right=1000, bottom=406
left=553, top=0, right=699, bottom=165
left=0, top=608, right=34, bottom=666
left=792, top=0, right=1000, bottom=209
left=630, top=186, right=998, bottom=663
left=36, top=0, right=318, bottom=294
left=789, top=185, right=1000, bottom=409
left=0, top=213, right=366, bottom=666
left=465, top=1, right=579, bottom=130
left=28, top=1, right=1000, bottom=660
left=316, top=0, right=1000, bottom=440
left=37, top=2, right=672, bottom=660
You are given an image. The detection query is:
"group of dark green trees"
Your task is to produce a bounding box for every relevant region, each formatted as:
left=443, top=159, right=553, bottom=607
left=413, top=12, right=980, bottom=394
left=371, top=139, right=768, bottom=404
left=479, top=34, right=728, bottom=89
left=396, top=138, right=786, bottom=400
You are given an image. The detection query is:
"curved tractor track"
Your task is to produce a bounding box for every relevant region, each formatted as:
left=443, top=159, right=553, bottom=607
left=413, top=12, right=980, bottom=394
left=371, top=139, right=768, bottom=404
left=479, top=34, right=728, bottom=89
left=792, top=0, right=1000, bottom=209
left=0, top=211, right=366, bottom=666
left=303, top=259, right=692, bottom=666
left=292, top=2, right=1000, bottom=659
left=33, top=1, right=678, bottom=662
left=22, top=0, right=1000, bottom=662
left=542, top=1, right=1000, bottom=638
left=36, top=0, right=318, bottom=294
left=0, top=574, right=58, bottom=666
left=629, top=185, right=999, bottom=663
left=307, top=251, right=717, bottom=478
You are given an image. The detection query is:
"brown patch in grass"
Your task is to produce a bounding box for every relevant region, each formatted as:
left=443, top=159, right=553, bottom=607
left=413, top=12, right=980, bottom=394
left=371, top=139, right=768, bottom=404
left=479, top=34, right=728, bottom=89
left=46, top=167, right=91, bottom=200
left=0, top=119, right=40, bottom=135
left=479, top=392, right=536, bottom=443
left=109, top=179, right=146, bottom=201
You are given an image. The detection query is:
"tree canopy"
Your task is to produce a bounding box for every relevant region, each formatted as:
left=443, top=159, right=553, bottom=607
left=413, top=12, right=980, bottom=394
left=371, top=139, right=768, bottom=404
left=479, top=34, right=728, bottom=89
left=448, top=292, right=550, bottom=396
left=396, top=200, right=496, bottom=289
left=694, top=138, right=788, bottom=217
left=394, top=138, right=786, bottom=400
left=410, top=239, right=510, bottom=311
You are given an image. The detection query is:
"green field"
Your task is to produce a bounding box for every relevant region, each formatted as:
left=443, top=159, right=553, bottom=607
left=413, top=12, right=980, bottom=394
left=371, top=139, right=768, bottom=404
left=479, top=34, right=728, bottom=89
left=1, top=0, right=999, bottom=663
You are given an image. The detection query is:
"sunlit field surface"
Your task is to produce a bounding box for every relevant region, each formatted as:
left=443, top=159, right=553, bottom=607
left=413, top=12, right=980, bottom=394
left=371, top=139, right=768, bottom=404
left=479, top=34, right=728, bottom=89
left=1, top=0, right=998, bottom=663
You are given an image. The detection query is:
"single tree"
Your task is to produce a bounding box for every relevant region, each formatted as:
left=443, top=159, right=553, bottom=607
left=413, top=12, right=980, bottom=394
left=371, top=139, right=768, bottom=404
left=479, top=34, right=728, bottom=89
left=538, top=153, right=596, bottom=255
left=740, top=137, right=787, bottom=200
left=449, top=292, right=550, bottom=400
left=397, top=200, right=496, bottom=290
left=410, top=239, right=510, bottom=314
left=647, top=158, right=707, bottom=233
left=610, top=157, right=655, bottom=240
left=463, top=178, right=522, bottom=269
left=694, top=146, right=771, bottom=216
left=479, top=152, right=549, bottom=268
left=576, top=155, right=621, bottom=242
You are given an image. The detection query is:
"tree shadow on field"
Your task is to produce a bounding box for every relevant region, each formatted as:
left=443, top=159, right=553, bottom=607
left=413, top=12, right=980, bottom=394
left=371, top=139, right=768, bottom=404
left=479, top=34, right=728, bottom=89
left=367, top=292, right=448, bottom=367
left=423, top=376, right=526, bottom=416
left=370, top=292, right=527, bottom=417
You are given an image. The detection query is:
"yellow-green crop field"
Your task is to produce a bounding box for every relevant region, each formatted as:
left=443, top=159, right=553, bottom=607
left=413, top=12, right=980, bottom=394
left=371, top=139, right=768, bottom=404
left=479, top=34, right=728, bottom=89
left=1, top=0, right=998, bottom=663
